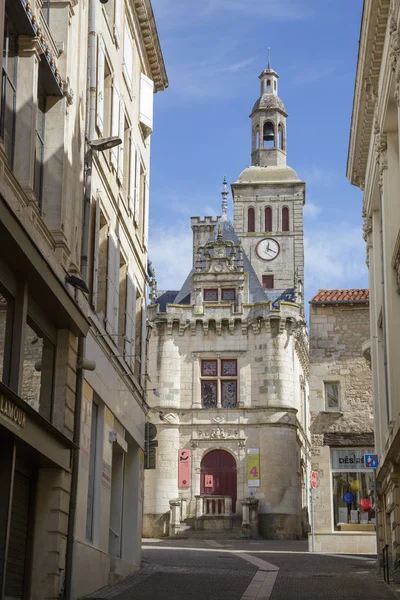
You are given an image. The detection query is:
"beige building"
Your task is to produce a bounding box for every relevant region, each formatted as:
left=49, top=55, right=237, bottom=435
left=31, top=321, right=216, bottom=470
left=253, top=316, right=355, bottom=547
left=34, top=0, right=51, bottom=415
left=144, top=65, right=310, bottom=541
left=347, top=0, right=400, bottom=575
left=309, top=289, right=375, bottom=554
left=0, top=0, right=166, bottom=598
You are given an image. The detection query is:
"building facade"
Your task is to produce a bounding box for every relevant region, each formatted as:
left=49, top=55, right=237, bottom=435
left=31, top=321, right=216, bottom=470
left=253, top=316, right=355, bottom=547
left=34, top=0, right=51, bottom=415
left=144, top=65, right=310, bottom=540
left=347, top=0, right=400, bottom=575
left=309, top=289, right=375, bottom=554
left=0, top=0, right=166, bottom=598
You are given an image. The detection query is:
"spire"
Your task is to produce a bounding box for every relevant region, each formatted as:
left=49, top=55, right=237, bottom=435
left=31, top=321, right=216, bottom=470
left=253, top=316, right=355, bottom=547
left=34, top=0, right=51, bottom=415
left=221, top=176, right=228, bottom=217
left=268, top=47, right=271, bottom=69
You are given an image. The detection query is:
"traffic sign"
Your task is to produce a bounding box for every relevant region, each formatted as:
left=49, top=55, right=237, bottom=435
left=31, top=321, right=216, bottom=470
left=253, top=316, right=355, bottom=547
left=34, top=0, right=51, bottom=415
left=311, top=471, right=317, bottom=489
left=364, top=453, right=379, bottom=469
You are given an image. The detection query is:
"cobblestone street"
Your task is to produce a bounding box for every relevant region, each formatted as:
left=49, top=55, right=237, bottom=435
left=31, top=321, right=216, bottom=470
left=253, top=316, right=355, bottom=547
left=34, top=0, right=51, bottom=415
left=85, top=540, right=396, bottom=600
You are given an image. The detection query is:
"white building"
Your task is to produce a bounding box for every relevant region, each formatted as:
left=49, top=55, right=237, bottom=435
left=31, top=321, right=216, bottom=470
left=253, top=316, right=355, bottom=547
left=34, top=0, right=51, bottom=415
left=144, top=65, right=310, bottom=540
left=0, top=0, right=167, bottom=597
left=347, top=0, right=400, bottom=577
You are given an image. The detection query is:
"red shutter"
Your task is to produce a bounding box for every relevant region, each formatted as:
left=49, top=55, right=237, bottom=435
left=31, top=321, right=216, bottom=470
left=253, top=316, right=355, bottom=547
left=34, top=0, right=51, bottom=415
left=282, top=207, right=289, bottom=232
left=248, top=207, right=255, bottom=232
left=265, top=207, right=272, bottom=232
left=262, top=275, right=274, bottom=289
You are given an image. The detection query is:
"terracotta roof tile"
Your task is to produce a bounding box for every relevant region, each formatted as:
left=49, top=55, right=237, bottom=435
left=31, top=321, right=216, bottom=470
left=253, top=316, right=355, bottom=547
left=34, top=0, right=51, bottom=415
left=310, top=289, right=369, bottom=303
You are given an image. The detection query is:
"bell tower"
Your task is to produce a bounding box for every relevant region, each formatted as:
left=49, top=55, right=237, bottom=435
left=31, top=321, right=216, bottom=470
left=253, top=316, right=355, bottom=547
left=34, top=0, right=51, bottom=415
left=231, top=62, right=305, bottom=303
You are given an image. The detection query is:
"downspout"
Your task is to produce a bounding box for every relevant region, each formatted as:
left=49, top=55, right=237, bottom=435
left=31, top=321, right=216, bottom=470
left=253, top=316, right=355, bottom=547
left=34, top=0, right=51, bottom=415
left=65, top=1, right=96, bottom=597
left=64, top=337, right=85, bottom=600
left=81, top=0, right=97, bottom=283
left=379, top=188, right=390, bottom=425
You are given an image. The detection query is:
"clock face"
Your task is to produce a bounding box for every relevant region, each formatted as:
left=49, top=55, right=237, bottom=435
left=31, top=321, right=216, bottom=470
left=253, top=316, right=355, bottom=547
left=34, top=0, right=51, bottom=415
left=256, top=238, right=280, bottom=261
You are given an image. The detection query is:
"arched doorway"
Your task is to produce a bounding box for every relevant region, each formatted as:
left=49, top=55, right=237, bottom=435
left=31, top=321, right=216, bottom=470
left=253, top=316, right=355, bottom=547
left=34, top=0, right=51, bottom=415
left=200, top=450, right=237, bottom=512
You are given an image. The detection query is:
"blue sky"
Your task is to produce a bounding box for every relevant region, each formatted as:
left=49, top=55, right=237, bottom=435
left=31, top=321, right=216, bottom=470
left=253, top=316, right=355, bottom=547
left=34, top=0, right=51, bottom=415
left=148, top=0, right=367, bottom=306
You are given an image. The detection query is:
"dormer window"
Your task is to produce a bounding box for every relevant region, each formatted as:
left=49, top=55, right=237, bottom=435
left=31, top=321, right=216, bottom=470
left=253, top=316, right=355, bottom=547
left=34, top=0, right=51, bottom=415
left=204, top=288, right=236, bottom=302
left=204, top=289, right=218, bottom=301
left=221, top=288, right=236, bottom=301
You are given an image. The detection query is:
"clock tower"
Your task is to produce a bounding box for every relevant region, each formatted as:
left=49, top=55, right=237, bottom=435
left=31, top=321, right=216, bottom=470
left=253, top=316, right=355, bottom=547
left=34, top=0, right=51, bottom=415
left=231, top=63, right=305, bottom=304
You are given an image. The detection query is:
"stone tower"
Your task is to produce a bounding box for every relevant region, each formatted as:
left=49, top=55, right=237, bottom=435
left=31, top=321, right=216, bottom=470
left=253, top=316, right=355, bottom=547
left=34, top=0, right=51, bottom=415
left=232, top=64, right=305, bottom=300
left=143, top=65, right=310, bottom=542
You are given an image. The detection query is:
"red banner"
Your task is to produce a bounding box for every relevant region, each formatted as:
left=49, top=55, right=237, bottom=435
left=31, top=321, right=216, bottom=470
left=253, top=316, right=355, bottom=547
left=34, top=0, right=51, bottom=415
left=178, top=449, right=191, bottom=488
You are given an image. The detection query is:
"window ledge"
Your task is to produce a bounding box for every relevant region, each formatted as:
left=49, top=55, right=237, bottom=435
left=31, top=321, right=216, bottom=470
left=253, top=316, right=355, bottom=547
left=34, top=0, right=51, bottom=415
left=320, top=410, right=344, bottom=415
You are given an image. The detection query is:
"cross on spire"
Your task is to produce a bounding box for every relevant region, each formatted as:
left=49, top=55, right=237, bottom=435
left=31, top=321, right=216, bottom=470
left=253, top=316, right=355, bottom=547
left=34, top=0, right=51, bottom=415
left=221, top=176, right=228, bottom=216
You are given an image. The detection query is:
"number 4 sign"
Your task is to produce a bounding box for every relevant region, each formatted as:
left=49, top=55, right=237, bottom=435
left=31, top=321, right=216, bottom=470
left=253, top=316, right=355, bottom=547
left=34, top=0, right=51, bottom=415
left=248, top=448, right=260, bottom=487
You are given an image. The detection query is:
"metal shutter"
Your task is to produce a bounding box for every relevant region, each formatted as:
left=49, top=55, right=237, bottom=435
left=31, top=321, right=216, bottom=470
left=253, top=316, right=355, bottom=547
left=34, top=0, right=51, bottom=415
left=4, top=471, right=31, bottom=598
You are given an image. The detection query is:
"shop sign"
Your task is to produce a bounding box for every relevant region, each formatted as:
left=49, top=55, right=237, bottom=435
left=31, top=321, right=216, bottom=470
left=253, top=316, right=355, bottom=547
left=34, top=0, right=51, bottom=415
left=331, top=448, right=374, bottom=470
left=0, top=394, right=26, bottom=428
left=178, top=449, right=191, bottom=488
left=248, top=448, right=260, bottom=487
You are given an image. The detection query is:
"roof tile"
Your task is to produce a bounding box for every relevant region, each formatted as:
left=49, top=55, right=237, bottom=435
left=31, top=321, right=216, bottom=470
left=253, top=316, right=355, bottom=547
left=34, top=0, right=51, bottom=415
left=311, top=289, right=369, bottom=303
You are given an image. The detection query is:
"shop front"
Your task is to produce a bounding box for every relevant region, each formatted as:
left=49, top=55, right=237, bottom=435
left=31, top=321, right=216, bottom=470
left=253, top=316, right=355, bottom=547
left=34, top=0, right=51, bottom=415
left=309, top=446, right=377, bottom=554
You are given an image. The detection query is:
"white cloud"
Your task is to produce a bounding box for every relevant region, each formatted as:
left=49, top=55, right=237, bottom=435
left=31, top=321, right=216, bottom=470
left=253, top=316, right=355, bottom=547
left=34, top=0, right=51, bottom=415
left=303, top=201, right=321, bottom=218
left=148, top=221, right=193, bottom=291
left=305, top=222, right=368, bottom=291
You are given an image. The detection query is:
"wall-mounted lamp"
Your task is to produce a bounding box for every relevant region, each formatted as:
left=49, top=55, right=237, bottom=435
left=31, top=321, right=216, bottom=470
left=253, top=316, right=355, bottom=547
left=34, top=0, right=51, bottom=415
left=89, top=136, right=122, bottom=152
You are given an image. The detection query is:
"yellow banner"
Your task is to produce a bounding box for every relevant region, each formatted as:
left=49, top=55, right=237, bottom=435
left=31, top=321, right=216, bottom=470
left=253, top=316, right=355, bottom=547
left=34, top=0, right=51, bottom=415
left=248, top=448, right=260, bottom=487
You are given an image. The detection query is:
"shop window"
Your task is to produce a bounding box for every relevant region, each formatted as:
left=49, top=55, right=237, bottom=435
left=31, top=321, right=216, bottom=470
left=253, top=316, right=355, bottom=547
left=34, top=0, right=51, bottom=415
left=331, top=448, right=375, bottom=532
left=325, top=382, right=339, bottom=410
left=0, top=284, right=14, bottom=387
left=200, top=359, right=238, bottom=408
left=21, top=317, right=55, bottom=421
left=0, top=16, right=18, bottom=168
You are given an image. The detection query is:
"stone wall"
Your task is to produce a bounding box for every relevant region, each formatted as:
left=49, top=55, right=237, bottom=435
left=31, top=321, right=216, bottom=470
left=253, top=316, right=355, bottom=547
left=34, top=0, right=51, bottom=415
left=309, top=301, right=373, bottom=547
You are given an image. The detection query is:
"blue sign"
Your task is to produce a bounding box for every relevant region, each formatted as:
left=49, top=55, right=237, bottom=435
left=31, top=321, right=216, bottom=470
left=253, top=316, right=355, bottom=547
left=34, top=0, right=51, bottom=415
left=364, top=454, right=379, bottom=469
left=343, top=491, right=355, bottom=504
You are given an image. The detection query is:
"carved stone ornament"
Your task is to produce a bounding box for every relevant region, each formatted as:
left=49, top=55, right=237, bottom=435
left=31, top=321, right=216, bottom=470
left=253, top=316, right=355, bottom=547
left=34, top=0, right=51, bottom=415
left=362, top=216, right=372, bottom=242
left=163, top=413, right=178, bottom=424
left=193, top=427, right=240, bottom=440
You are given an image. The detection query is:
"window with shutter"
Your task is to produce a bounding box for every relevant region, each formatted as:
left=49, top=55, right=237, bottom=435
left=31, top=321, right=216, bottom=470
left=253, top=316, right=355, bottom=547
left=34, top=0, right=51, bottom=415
left=117, top=97, right=124, bottom=184
left=282, top=206, right=289, bottom=231
left=106, top=231, right=120, bottom=335
left=143, top=177, right=149, bottom=248
left=134, top=151, right=141, bottom=226
left=140, top=297, right=146, bottom=376
left=124, top=271, right=136, bottom=366
left=111, top=82, right=119, bottom=168
left=265, top=206, right=272, bottom=232
left=128, top=134, right=136, bottom=213
left=248, top=207, right=255, bottom=232
left=96, top=36, right=105, bottom=134
left=114, top=0, right=121, bottom=47
left=91, top=197, right=101, bottom=310
left=123, top=23, right=133, bottom=90
left=139, top=73, right=154, bottom=136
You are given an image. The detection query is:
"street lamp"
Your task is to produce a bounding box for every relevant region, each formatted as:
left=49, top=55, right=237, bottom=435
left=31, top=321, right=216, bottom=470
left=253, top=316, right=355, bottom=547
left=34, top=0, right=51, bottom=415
left=88, top=136, right=122, bottom=152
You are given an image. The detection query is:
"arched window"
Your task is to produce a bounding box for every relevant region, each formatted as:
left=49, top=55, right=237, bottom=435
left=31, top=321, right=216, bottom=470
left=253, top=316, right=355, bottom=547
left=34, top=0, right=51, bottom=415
left=266, top=79, right=271, bottom=92
left=278, top=124, right=284, bottom=150
left=263, top=122, right=274, bottom=148
left=282, top=207, right=289, bottom=232
left=265, top=207, right=272, bottom=232
left=248, top=207, right=255, bottom=232
left=255, top=127, right=260, bottom=149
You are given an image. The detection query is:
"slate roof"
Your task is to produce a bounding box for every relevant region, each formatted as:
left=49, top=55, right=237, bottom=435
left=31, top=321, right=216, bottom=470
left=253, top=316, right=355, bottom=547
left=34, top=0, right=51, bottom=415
left=310, top=289, right=369, bottom=303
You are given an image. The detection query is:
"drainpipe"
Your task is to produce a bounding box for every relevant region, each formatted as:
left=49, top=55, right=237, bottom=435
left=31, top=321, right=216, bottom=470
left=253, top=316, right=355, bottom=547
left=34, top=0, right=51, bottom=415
left=81, top=0, right=97, bottom=283
left=64, top=336, right=85, bottom=600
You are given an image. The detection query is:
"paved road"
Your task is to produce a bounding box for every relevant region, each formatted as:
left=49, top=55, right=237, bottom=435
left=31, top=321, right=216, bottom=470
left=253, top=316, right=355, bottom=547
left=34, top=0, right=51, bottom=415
left=85, top=539, right=397, bottom=600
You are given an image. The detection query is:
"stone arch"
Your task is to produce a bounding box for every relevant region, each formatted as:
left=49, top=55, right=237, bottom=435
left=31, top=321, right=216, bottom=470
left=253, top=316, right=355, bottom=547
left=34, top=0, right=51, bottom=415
left=200, top=448, right=238, bottom=512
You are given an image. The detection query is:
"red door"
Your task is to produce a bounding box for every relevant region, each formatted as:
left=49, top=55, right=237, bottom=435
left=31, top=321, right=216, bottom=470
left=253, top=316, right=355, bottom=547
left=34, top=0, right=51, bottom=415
left=200, top=450, right=237, bottom=512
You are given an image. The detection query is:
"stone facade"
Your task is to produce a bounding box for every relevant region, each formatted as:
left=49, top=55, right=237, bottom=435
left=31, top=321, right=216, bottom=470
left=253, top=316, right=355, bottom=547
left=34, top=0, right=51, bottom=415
left=0, top=0, right=166, bottom=597
left=347, top=0, right=400, bottom=576
left=309, top=291, right=374, bottom=554
left=144, top=65, right=310, bottom=541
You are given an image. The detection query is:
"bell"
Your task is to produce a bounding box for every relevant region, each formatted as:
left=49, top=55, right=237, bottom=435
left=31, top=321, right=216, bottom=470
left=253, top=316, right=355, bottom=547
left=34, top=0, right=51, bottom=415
left=263, top=130, right=274, bottom=142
